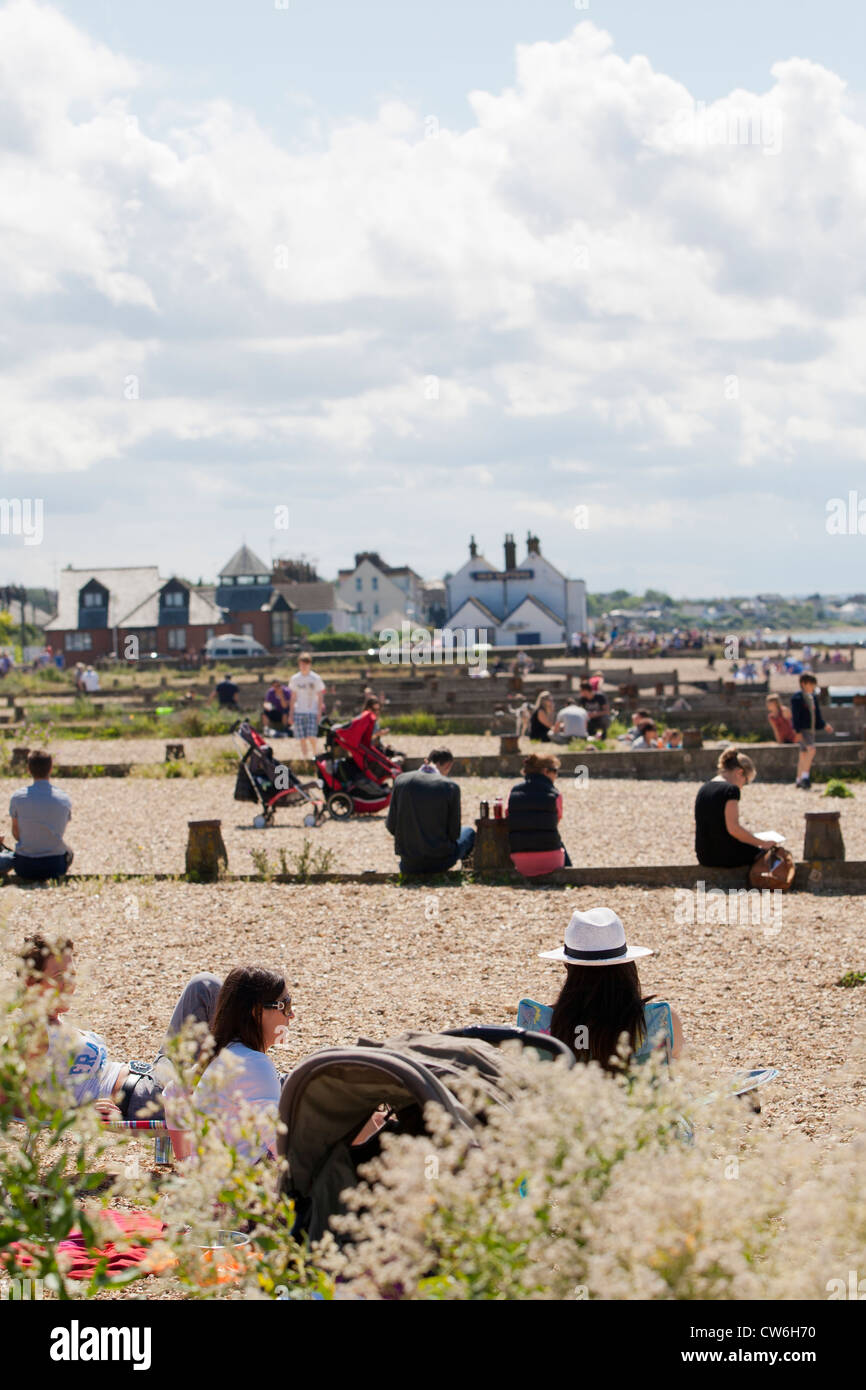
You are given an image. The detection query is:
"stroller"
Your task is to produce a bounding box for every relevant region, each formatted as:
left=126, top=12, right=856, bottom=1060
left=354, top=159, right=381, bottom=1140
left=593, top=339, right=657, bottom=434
left=277, top=1026, right=572, bottom=1242
left=314, top=715, right=402, bottom=819
left=233, top=720, right=326, bottom=828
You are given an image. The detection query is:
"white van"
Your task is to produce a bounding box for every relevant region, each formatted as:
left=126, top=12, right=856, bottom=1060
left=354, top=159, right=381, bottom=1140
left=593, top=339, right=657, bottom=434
left=204, top=634, right=268, bottom=658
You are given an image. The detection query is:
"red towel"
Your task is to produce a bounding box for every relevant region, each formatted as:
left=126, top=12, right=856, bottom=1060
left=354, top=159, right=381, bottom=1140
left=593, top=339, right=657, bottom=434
left=9, top=1210, right=169, bottom=1279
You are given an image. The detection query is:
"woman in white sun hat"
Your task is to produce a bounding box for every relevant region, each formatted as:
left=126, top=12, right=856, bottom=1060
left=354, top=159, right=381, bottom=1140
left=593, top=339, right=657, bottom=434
left=540, top=907, right=683, bottom=1070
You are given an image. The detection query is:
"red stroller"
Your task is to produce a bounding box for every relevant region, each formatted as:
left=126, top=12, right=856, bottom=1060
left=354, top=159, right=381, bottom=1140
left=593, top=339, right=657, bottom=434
left=315, top=713, right=402, bottom=819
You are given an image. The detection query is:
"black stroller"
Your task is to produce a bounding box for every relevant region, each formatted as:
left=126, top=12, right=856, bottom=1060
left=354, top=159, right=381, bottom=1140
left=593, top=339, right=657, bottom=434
left=277, top=1026, right=572, bottom=1242
left=233, top=720, right=326, bottom=828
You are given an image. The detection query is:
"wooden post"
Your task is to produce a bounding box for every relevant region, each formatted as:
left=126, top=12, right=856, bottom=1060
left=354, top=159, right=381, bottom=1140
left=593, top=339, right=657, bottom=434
left=682, top=729, right=703, bottom=749
left=13, top=705, right=25, bottom=721
left=499, top=734, right=520, bottom=756
left=803, top=810, right=845, bottom=861
left=673, top=668, right=680, bottom=696
left=11, top=746, right=30, bottom=773
left=186, top=819, right=228, bottom=881
left=165, top=742, right=186, bottom=762
left=473, top=816, right=512, bottom=875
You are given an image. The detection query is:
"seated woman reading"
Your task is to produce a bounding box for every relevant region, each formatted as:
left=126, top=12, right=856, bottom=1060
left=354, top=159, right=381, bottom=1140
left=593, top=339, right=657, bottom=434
left=540, top=907, right=683, bottom=1068
left=507, top=752, right=571, bottom=877
left=694, top=748, right=768, bottom=869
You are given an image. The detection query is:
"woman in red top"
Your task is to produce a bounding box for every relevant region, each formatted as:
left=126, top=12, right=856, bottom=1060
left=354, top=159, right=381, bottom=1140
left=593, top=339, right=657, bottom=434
left=766, top=694, right=795, bottom=744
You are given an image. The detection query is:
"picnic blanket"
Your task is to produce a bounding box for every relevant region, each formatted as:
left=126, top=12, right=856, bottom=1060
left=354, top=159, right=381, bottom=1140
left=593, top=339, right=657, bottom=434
left=8, top=1209, right=170, bottom=1280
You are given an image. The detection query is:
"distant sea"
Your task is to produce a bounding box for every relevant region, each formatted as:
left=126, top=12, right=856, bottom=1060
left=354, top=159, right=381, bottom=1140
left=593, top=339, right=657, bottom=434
left=757, top=629, right=866, bottom=645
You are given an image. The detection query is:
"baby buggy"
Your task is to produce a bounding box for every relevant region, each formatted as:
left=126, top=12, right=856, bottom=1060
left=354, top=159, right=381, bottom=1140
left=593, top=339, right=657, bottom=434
left=314, top=714, right=402, bottom=819
left=233, top=720, right=326, bottom=828
left=277, top=1026, right=571, bottom=1242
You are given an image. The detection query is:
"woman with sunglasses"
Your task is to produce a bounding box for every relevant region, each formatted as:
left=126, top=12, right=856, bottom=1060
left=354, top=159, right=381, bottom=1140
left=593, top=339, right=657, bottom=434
left=173, top=966, right=294, bottom=1162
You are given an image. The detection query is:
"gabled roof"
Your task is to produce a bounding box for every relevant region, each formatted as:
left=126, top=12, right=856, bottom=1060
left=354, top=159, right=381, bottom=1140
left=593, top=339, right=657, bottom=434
left=517, top=548, right=563, bottom=578
left=117, top=581, right=225, bottom=630
left=219, top=545, right=269, bottom=578
left=44, top=567, right=161, bottom=632
left=448, top=595, right=500, bottom=624
left=272, top=581, right=354, bottom=613
left=500, top=594, right=564, bottom=625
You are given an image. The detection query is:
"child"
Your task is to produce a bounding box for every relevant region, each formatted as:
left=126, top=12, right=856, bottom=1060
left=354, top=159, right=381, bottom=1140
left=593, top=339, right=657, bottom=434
left=790, top=673, right=833, bottom=790
left=665, top=728, right=683, bottom=749
left=766, top=694, right=796, bottom=745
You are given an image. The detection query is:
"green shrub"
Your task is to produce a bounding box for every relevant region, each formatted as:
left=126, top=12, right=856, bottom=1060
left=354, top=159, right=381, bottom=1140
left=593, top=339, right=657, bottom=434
left=837, top=970, right=866, bottom=987
left=823, top=779, right=854, bottom=798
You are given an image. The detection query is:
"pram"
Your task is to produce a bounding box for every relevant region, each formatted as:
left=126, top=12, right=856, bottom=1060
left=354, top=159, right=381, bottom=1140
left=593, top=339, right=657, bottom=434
left=277, top=1027, right=572, bottom=1241
left=314, top=714, right=402, bottom=819
left=233, top=720, right=326, bottom=828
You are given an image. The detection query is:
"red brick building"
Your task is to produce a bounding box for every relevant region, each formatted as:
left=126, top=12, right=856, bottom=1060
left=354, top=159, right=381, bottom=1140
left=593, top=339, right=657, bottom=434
left=45, top=550, right=296, bottom=659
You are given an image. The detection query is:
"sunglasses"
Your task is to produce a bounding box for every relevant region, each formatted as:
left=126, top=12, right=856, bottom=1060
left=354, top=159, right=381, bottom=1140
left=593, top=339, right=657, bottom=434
left=264, top=996, right=293, bottom=1014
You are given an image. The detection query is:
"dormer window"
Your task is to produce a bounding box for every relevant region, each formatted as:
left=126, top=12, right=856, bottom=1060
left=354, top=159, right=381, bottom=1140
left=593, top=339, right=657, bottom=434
left=78, top=579, right=109, bottom=629
left=163, top=590, right=185, bottom=608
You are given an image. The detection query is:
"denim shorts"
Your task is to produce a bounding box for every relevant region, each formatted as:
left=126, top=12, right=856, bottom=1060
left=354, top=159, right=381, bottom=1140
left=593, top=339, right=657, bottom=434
left=798, top=731, right=816, bottom=749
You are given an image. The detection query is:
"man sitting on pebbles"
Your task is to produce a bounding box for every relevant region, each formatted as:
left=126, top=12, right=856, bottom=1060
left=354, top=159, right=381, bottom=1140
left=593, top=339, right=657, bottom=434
left=0, top=749, right=74, bottom=883
left=386, top=747, right=475, bottom=876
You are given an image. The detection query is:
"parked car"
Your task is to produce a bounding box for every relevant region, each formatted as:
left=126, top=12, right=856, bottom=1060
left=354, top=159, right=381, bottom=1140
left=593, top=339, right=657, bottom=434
left=203, top=633, right=268, bottom=658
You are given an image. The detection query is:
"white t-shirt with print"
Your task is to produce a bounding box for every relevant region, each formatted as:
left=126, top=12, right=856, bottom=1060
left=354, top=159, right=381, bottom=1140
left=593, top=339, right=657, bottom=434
left=48, top=1024, right=124, bottom=1106
left=288, top=670, right=325, bottom=715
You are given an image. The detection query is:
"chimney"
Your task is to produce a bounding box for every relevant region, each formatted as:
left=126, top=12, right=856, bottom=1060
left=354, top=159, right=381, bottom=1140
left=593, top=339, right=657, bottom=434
left=469, top=535, right=478, bottom=559
left=504, top=533, right=516, bottom=571
left=527, top=532, right=540, bottom=556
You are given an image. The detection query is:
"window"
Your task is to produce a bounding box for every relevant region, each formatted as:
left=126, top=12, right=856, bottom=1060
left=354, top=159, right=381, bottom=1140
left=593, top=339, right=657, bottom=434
left=65, top=631, right=92, bottom=651
left=373, top=602, right=379, bottom=616
left=206, top=628, right=215, bottom=641
left=242, top=623, right=254, bottom=636
left=355, top=577, right=362, bottom=591
left=163, top=589, right=186, bottom=608
left=272, top=610, right=290, bottom=646
left=167, top=628, right=186, bottom=650
left=82, top=591, right=105, bottom=608
left=220, top=577, right=234, bottom=586
left=371, top=575, right=378, bottom=590
left=237, top=575, right=256, bottom=586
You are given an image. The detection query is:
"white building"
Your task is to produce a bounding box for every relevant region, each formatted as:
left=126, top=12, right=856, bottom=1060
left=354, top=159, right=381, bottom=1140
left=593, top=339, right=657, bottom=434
left=336, top=552, right=425, bottom=635
left=446, top=533, right=587, bottom=646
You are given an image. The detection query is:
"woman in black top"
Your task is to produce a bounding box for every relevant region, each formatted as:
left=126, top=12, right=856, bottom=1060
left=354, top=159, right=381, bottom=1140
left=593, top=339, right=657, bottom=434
left=694, top=748, right=767, bottom=867
left=528, top=691, right=556, bottom=742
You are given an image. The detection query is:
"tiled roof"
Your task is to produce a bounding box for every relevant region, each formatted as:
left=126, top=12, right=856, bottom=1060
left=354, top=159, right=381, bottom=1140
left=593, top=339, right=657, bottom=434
left=117, top=582, right=225, bottom=629
left=273, top=581, right=354, bottom=613
left=218, top=544, right=269, bottom=578
left=44, top=567, right=161, bottom=632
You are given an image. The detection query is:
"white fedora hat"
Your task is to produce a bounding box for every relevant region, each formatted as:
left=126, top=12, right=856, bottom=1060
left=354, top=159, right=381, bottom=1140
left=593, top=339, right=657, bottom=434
left=539, top=907, right=653, bottom=967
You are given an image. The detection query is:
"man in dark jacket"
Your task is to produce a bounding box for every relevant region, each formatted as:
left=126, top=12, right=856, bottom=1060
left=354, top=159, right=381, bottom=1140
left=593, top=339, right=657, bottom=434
left=790, top=672, right=833, bottom=790
left=386, top=748, right=475, bottom=874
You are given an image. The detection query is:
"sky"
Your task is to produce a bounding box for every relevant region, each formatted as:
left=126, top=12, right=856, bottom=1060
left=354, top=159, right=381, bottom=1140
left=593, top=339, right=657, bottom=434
left=2, top=0, right=866, bottom=598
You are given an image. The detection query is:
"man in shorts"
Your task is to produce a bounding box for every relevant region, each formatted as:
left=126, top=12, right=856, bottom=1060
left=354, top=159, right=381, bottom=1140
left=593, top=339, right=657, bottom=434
left=790, top=672, right=833, bottom=790
left=288, top=652, right=325, bottom=758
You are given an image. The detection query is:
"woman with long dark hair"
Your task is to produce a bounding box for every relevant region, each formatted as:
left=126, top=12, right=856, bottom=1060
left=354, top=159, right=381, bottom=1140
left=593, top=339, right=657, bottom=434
left=172, top=964, right=293, bottom=1161
left=541, top=908, right=682, bottom=1068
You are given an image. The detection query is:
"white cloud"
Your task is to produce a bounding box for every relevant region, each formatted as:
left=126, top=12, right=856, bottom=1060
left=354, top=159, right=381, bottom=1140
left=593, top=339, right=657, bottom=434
left=2, top=3, right=866, bottom=589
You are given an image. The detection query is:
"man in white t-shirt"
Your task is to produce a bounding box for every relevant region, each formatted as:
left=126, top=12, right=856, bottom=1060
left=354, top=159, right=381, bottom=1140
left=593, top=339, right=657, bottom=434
left=81, top=666, right=100, bottom=693
left=288, top=652, right=326, bottom=758
left=551, top=701, right=589, bottom=743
